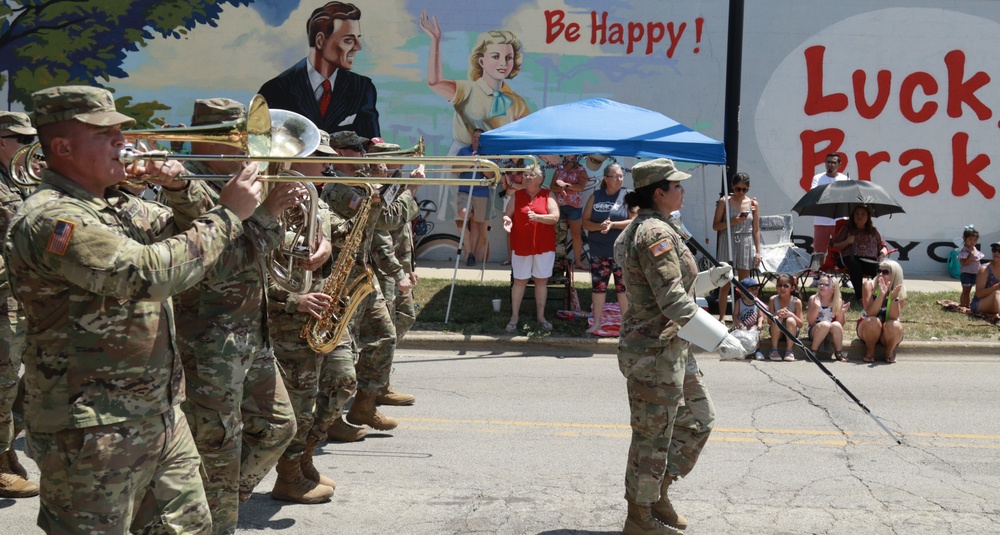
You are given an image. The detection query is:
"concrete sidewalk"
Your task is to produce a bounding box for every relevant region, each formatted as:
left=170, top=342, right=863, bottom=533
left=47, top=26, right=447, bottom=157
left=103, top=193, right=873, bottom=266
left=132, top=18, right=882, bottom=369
left=403, top=261, right=996, bottom=356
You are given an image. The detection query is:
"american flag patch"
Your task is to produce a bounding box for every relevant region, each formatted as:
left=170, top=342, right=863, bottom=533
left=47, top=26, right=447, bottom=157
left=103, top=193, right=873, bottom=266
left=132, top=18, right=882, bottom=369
left=649, top=238, right=673, bottom=257
left=46, top=219, right=75, bottom=255
left=348, top=194, right=362, bottom=210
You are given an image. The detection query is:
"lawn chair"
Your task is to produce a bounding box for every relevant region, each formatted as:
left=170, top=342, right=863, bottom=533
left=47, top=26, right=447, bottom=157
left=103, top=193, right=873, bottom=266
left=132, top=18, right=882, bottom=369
left=757, top=213, right=811, bottom=288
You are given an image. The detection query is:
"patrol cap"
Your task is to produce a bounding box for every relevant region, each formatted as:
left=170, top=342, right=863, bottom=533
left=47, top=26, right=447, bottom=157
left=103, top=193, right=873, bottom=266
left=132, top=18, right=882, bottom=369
left=191, top=98, right=246, bottom=126
left=369, top=142, right=401, bottom=153
left=31, top=85, right=136, bottom=128
left=631, top=158, right=691, bottom=189
left=740, top=277, right=759, bottom=288
left=329, top=130, right=369, bottom=149
left=313, top=130, right=337, bottom=155
left=0, top=111, right=36, bottom=135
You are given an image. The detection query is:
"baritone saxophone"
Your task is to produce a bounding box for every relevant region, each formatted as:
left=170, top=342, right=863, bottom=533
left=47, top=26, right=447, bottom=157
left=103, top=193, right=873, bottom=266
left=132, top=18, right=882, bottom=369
left=302, top=183, right=378, bottom=353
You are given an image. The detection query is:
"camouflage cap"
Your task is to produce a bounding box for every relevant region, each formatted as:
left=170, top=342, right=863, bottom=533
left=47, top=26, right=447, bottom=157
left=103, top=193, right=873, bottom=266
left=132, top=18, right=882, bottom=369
left=191, top=98, right=246, bottom=126
left=31, top=85, right=135, bottom=128
left=369, top=142, right=401, bottom=153
left=328, top=130, right=369, bottom=149
left=315, top=130, right=337, bottom=155
left=0, top=111, right=36, bottom=135
left=631, top=158, right=691, bottom=189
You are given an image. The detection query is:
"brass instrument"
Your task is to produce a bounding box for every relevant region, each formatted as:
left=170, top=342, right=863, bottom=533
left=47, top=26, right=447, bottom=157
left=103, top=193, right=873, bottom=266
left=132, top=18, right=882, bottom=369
left=7, top=143, right=44, bottom=190
left=260, top=108, right=321, bottom=294
left=301, top=183, right=378, bottom=353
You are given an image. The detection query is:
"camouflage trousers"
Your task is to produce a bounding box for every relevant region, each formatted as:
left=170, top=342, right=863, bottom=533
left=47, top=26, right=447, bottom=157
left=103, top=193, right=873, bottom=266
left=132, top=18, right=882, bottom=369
left=274, top=335, right=356, bottom=460
left=394, top=284, right=416, bottom=342
left=27, top=407, right=211, bottom=534
left=0, top=312, right=24, bottom=453
left=620, top=347, right=715, bottom=505
left=181, top=347, right=295, bottom=535
left=351, top=286, right=396, bottom=396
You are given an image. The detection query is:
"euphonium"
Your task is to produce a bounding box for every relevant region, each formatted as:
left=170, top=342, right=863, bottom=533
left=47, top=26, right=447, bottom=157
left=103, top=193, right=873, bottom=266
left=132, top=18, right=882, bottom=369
left=7, top=143, right=43, bottom=190
left=301, top=183, right=378, bottom=353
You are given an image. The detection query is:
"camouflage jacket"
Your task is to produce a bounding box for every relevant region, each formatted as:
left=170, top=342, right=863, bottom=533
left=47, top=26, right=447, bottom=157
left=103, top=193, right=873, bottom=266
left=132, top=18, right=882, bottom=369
left=614, top=208, right=700, bottom=349
left=4, top=169, right=276, bottom=432
left=172, top=161, right=280, bottom=357
left=0, top=167, right=26, bottom=315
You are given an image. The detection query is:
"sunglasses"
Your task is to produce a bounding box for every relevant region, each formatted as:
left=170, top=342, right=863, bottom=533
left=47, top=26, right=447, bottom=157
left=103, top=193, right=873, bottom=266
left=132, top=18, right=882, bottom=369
left=877, top=269, right=891, bottom=275
left=992, top=246, right=1000, bottom=254
left=0, top=134, right=35, bottom=144
left=733, top=186, right=748, bottom=192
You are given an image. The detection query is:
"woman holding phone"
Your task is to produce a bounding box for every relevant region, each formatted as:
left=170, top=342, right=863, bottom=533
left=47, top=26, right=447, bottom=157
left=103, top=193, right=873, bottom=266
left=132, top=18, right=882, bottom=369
left=712, top=173, right=761, bottom=323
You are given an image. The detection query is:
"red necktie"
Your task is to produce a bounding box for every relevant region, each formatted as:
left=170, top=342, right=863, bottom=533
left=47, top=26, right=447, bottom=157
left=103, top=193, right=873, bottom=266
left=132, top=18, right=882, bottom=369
left=319, top=79, right=332, bottom=116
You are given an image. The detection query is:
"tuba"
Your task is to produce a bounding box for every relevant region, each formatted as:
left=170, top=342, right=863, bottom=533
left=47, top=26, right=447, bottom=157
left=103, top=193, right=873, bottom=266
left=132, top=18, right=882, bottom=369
left=301, top=183, right=378, bottom=353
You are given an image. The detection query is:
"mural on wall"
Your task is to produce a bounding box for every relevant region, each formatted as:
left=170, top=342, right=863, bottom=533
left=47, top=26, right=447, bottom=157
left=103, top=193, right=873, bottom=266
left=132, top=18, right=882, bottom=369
left=1, top=0, right=726, bottom=265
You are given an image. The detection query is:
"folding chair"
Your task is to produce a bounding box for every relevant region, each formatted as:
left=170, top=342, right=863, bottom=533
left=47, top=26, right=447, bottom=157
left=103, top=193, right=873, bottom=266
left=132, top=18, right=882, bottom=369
left=757, top=213, right=811, bottom=287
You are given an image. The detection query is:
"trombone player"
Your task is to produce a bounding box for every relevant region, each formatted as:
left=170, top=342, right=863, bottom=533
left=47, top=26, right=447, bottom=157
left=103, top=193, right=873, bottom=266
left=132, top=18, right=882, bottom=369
left=0, top=111, right=38, bottom=499
left=4, top=85, right=286, bottom=534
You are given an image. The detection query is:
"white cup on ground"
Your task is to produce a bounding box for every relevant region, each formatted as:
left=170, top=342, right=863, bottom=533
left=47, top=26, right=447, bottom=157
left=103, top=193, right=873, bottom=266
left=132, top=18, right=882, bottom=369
left=492, top=298, right=502, bottom=313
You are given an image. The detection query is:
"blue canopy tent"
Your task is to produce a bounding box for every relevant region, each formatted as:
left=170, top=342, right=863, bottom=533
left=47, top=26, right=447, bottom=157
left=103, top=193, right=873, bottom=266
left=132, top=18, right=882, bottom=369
left=478, top=98, right=726, bottom=164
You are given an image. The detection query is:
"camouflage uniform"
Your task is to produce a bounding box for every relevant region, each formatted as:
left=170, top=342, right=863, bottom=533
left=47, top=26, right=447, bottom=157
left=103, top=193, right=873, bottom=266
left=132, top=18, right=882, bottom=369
left=6, top=84, right=283, bottom=535
left=392, top=212, right=418, bottom=341
left=614, top=199, right=715, bottom=505
left=0, top=158, right=26, bottom=455
left=331, top=185, right=419, bottom=398
left=174, top=158, right=295, bottom=534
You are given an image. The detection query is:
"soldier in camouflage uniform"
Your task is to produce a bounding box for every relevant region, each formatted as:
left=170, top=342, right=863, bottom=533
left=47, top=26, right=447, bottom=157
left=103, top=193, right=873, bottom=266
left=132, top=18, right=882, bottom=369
left=0, top=111, right=38, bottom=498
left=318, top=131, right=419, bottom=433
left=171, top=99, right=299, bottom=533
left=368, top=141, right=422, bottom=397
left=4, top=85, right=293, bottom=534
left=266, top=130, right=340, bottom=504
left=614, top=159, right=741, bottom=535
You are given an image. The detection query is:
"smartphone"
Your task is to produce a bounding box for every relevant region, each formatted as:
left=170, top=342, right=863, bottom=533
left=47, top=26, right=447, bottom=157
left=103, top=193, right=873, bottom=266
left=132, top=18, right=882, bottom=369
left=740, top=210, right=751, bottom=217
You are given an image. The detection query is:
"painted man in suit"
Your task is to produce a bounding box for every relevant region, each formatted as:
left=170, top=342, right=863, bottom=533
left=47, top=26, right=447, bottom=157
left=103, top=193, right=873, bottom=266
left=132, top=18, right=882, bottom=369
left=258, top=1, right=380, bottom=139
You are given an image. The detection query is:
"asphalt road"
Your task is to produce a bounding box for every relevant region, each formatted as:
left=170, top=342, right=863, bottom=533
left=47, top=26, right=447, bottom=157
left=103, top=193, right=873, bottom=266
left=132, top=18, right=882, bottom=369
left=3, top=348, right=999, bottom=534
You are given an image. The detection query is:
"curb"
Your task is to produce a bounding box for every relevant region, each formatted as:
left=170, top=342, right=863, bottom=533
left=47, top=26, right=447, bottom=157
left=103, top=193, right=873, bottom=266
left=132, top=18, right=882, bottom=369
left=399, top=332, right=1000, bottom=356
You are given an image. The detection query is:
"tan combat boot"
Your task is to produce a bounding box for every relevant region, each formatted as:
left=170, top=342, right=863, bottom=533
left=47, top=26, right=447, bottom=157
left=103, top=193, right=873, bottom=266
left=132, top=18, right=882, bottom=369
left=623, top=498, right=683, bottom=535
left=651, top=477, right=688, bottom=530
left=374, top=383, right=415, bottom=406
left=270, top=456, right=334, bottom=504
left=327, top=416, right=368, bottom=442
left=0, top=449, right=39, bottom=499
left=300, top=437, right=336, bottom=490
left=5, top=449, right=28, bottom=479
left=346, top=391, right=398, bottom=431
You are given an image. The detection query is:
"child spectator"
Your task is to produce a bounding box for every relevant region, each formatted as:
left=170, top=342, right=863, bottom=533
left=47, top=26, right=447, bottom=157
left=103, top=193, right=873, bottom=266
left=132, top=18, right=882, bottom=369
left=958, top=226, right=984, bottom=307
left=768, top=274, right=803, bottom=361
left=807, top=274, right=851, bottom=362
left=734, top=277, right=765, bottom=360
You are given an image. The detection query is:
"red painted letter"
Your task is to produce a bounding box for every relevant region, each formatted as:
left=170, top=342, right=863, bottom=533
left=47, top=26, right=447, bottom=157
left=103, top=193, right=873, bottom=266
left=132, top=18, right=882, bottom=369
left=952, top=132, right=995, bottom=198
left=899, top=72, right=938, bottom=123
left=799, top=128, right=845, bottom=191
left=804, top=46, right=848, bottom=115
left=852, top=69, right=891, bottom=119
left=898, top=149, right=938, bottom=196
left=946, top=50, right=992, bottom=120
left=545, top=10, right=566, bottom=44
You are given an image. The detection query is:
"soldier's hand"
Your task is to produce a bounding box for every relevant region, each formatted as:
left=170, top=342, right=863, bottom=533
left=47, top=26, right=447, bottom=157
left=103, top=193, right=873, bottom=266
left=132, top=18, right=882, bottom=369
left=397, top=275, right=412, bottom=294
left=218, top=162, right=263, bottom=220
left=296, top=292, right=333, bottom=319
left=262, top=181, right=310, bottom=218
left=409, top=272, right=419, bottom=286
left=301, top=238, right=332, bottom=271
left=131, top=159, right=188, bottom=190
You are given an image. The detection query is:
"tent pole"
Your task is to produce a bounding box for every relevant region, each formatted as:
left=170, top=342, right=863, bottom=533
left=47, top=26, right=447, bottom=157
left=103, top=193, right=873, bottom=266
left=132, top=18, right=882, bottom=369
left=444, top=191, right=474, bottom=324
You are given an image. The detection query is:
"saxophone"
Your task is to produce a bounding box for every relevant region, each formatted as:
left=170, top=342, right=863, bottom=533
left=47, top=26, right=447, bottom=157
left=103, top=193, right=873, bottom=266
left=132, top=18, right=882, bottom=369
left=302, top=183, right=378, bottom=353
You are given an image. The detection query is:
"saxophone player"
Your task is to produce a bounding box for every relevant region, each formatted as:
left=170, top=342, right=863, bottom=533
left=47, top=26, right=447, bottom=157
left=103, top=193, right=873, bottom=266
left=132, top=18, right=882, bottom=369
left=316, top=131, right=419, bottom=434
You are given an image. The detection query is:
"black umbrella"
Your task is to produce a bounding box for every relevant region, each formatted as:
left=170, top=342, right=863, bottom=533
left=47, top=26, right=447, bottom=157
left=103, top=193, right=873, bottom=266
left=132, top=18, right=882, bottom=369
left=791, top=179, right=905, bottom=219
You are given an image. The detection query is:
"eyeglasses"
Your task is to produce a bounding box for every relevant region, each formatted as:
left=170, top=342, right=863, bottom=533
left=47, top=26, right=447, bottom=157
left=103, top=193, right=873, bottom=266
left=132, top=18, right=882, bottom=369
left=0, top=134, right=35, bottom=144
left=877, top=269, right=891, bottom=275
left=733, top=186, right=748, bottom=192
